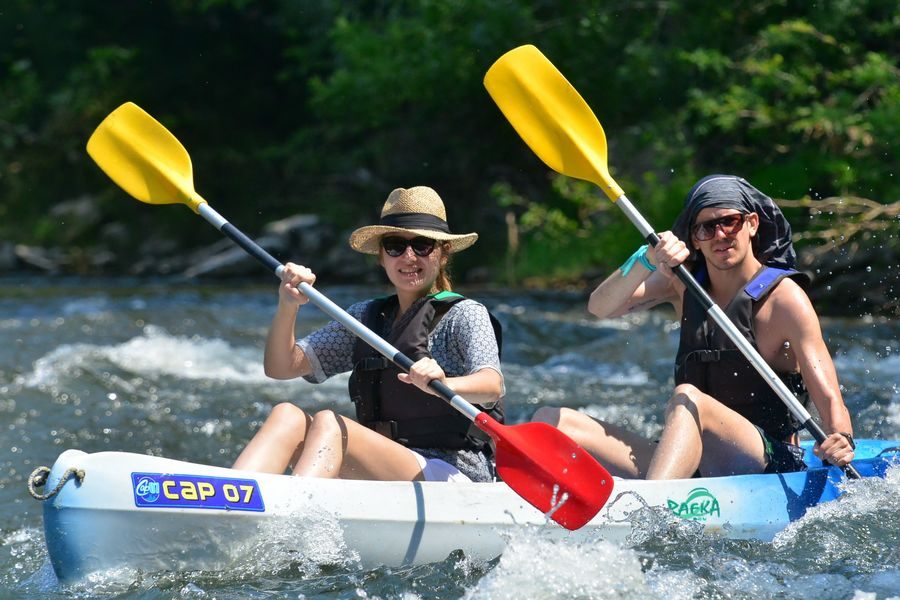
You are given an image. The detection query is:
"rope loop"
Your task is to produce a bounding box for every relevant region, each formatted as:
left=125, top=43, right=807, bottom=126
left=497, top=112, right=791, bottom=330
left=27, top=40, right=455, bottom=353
left=28, top=466, right=85, bottom=501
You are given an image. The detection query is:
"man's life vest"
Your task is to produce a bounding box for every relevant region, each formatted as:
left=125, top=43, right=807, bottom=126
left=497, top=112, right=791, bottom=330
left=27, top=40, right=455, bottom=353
left=675, top=266, right=809, bottom=441
left=348, top=292, right=505, bottom=451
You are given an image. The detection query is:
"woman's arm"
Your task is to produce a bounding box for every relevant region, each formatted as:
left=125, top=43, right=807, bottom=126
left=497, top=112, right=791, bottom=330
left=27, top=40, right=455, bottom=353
left=262, top=263, right=315, bottom=380
left=399, top=360, right=503, bottom=407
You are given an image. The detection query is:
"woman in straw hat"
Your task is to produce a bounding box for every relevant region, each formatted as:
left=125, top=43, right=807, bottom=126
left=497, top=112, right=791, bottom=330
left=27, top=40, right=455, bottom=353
left=233, top=186, right=505, bottom=482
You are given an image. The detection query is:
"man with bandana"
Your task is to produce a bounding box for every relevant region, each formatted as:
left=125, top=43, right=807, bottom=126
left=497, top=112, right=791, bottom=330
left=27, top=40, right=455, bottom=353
left=533, top=175, right=855, bottom=479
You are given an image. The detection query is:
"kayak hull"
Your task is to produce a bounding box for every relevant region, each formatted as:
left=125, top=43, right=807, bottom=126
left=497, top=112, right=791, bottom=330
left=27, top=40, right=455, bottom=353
left=40, top=440, right=899, bottom=582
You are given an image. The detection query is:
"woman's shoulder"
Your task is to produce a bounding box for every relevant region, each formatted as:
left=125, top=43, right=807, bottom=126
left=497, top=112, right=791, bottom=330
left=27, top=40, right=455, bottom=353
left=345, top=297, right=380, bottom=318
left=446, top=297, right=489, bottom=315
left=442, top=298, right=494, bottom=331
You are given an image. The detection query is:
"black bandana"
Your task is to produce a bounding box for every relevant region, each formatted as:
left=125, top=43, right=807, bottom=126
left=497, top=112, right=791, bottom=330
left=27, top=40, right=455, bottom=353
left=672, top=175, right=797, bottom=271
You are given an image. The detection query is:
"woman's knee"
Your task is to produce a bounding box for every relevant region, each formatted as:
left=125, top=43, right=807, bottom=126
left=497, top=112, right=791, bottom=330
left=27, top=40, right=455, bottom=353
left=267, top=402, right=310, bottom=430
left=308, top=409, right=344, bottom=436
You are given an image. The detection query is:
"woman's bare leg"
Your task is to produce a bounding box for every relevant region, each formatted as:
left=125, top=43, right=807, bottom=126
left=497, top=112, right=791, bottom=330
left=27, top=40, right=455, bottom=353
left=232, top=403, right=311, bottom=473
left=293, top=410, right=425, bottom=481
left=532, top=406, right=656, bottom=478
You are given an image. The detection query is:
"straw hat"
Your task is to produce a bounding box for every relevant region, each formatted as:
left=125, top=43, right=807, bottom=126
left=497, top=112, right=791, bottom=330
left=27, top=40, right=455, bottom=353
left=349, top=186, right=478, bottom=255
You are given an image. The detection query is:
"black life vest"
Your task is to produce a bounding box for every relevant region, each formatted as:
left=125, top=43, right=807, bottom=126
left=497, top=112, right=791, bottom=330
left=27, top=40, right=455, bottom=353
left=675, top=266, right=809, bottom=441
left=348, top=292, right=505, bottom=451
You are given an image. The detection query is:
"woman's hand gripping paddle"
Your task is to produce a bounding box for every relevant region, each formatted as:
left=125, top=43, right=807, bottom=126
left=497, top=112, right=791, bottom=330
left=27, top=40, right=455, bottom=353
left=484, top=45, right=860, bottom=479
left=86, top=102, right=615, bottom=528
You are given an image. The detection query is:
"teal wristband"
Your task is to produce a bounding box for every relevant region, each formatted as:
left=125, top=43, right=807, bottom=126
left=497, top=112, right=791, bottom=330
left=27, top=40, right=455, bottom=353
left=637, top=245, right=657, bottom=272
left=620, top=245, right=656, bottom=276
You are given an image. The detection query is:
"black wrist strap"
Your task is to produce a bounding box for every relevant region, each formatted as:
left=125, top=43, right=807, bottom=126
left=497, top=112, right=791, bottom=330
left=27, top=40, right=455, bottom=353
left=838, top=432, right=856, bottom=449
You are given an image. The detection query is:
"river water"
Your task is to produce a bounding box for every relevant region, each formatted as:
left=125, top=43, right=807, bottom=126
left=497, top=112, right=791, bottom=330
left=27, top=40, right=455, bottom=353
left=2, top=279, right=898, bottom=599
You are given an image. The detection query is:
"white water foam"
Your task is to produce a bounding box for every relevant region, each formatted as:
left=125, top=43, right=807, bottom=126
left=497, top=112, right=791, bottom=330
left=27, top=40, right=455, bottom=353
left=834, top=351, right=900, bottom=387
left=538, top=352, right=650, bottom=386
left=22, top=324, right=268, bottom=387
left=888, top=402, right=900, bottom=430
left=232, top=503, right=362, bottom=577
left=775, top=463, right=900, bottom=544
left=464, top=530, right=647, bottom=599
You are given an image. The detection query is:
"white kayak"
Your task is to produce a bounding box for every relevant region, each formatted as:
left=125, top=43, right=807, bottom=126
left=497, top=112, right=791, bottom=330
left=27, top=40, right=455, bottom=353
left=36, top=439, right=899, bottom=582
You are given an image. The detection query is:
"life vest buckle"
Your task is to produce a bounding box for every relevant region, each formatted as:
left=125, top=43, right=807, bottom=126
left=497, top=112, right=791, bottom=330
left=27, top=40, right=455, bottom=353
left=373, top=420, right=399, bottom=440
left=699, top=349, right=721, bottom=362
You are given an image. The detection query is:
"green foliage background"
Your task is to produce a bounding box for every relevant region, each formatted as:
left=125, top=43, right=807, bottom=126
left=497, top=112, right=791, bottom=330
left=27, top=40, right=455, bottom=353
left=1, top=0, right=897, bottom=287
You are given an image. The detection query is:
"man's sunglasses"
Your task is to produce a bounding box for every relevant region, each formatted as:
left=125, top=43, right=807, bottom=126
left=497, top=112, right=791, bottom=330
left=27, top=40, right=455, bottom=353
left=381, top=236, right=437, bottom=257
left=691, top=213, right=746, bottom=241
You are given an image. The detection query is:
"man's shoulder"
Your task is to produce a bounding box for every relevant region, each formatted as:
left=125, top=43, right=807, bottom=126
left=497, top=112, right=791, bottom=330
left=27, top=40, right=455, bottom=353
left=768, top=276, right=811, bottom=306
left=762, top=277, right=819, bottom=326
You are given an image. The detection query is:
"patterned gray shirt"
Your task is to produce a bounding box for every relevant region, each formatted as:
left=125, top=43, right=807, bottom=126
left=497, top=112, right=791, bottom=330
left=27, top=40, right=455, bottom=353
left=298, top=298, right=504, bottom=391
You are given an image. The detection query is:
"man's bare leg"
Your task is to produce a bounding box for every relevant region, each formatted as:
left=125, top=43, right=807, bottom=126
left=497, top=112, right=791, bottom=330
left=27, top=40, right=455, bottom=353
left=647, top=384, right=768, bottom=479
left=533, top=406, right=656, bottom=478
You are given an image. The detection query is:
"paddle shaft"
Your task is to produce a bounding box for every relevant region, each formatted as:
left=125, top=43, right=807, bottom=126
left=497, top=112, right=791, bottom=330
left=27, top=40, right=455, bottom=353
left=615, top=195, right=861, bottom=479
left=196, top=202, right=481, bottom=421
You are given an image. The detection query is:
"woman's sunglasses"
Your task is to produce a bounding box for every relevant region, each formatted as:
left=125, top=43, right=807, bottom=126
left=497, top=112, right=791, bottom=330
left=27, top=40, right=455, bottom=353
left=691, top=213, right=746, bottom=241
left=381, top=236, right=437, bottom=257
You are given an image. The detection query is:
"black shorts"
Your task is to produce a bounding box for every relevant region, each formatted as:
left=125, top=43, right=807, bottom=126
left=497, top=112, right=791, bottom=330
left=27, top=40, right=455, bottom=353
left=755, top=425, right=808, bottom=474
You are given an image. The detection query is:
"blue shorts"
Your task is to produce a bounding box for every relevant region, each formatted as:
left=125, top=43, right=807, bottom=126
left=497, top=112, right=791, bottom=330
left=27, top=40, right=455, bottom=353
left=410, top=448, right=494, bottom=482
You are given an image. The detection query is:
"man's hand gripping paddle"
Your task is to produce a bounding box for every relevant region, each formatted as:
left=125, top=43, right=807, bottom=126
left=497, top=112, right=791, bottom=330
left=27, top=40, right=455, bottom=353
left=86, top=102, right=615, bottom=528
left=483, top=45, right=860, bottom=479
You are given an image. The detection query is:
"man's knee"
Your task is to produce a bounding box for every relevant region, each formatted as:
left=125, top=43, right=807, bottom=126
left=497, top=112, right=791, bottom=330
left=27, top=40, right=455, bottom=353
left=667, top=384, right=728, bottom=428
left=533, top=406, right=587, bottom=433
left=665, top=384, right=707, bottom=418
left=672, top=383, right=702, bottom=399
left=532, top=406, right=562, bottom=426
left=536, top=407, right=603, bottom=446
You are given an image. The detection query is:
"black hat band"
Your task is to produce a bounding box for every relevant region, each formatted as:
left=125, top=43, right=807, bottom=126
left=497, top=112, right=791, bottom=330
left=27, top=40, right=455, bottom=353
left=379, top=212, right=450, bottom=233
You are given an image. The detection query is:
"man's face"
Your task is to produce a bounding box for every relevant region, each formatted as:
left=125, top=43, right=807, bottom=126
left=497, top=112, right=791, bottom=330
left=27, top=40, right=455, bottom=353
left=691, top=207, right=759, bottom=269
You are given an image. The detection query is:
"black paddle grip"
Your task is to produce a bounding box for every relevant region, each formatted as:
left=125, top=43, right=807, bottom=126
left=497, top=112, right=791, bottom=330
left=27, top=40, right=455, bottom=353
left=220, top=222, right=282, bottom=273
left=645, top=233, right=715, bottom=311
left=393, top=352, right=457, bottom=402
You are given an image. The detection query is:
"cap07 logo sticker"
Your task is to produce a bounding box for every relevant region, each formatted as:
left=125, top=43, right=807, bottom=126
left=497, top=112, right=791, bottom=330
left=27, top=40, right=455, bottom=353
left=132, top=472, right=265, bottom=512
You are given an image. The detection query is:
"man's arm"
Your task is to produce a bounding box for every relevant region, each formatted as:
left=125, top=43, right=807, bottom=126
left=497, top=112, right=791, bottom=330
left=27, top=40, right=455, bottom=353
left=774, top=283, right=855, bottom=465
left=588, top=267, right=677, bottom=318
left=588, top=232, right=688, bottom=319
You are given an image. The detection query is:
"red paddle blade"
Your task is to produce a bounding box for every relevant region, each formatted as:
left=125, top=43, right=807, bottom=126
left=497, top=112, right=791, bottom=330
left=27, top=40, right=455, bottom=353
left=476, top=414, right=614, bottom=530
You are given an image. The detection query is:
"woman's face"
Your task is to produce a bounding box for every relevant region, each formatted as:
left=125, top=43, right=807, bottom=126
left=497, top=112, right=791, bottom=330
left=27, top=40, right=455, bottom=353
left=378, top=233, right=446, bottom=296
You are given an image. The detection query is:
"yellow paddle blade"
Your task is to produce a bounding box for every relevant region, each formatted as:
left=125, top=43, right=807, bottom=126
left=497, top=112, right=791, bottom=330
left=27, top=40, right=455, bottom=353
left=484, top=45, right=624, bottom=201
left=86, top=102, right=206, bottom=213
